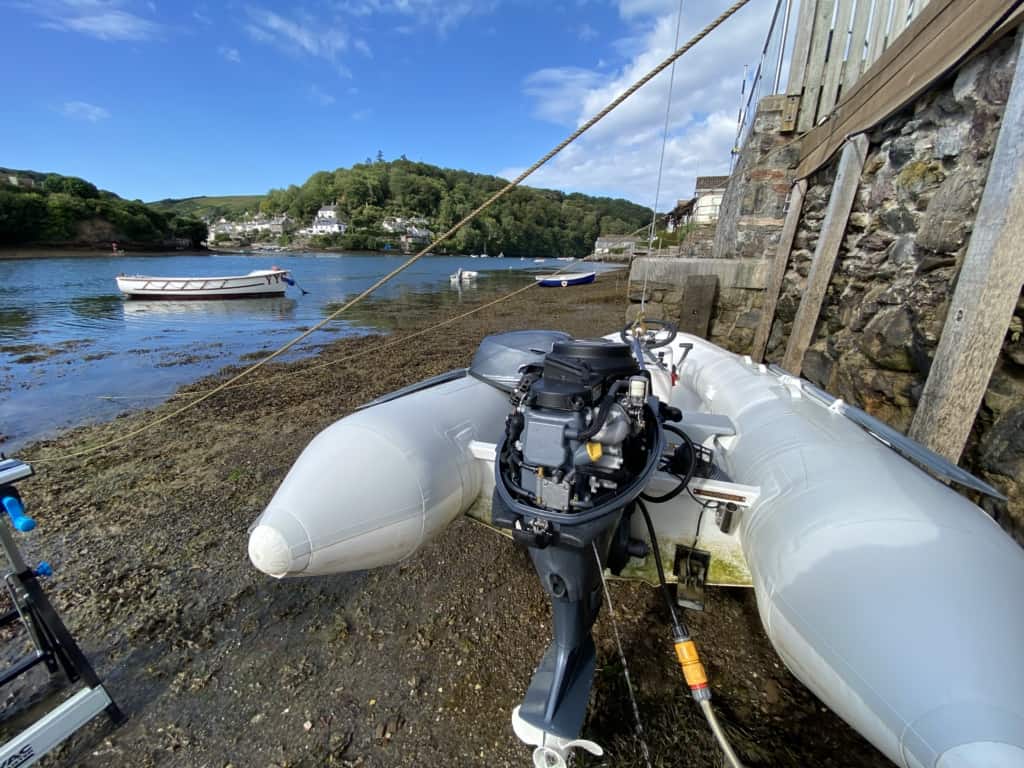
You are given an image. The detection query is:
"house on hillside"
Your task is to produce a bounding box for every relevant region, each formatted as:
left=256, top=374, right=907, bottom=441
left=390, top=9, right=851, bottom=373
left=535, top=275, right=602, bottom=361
left=594, top=235, right=641, bottom=258
left=300, top=205, right=347, bottom=237
left=693, top=175, right=729, bottom=223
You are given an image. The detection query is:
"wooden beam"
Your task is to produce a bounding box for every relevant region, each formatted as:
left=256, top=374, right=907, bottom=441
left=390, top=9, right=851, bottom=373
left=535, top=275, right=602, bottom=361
left=678, top=274, right=718, bottom=339
left=844, top=0, right=876, bottom=91
left=819, top=0, right=858, bottom=119
left=751, top=180, right=808, bottom=361
left=787, top=0, right=820, bottom=97
left=782, top=135, right=869, bottom=374
left=797, top=0, right=1021, bottom=179
left=908, top=31, right=1024, bottom=462
left=797, top=0, right=839, bottom=132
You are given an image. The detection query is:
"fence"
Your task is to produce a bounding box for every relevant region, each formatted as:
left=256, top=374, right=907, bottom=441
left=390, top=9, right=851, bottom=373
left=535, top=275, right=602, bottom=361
left=787, top=0, right=935, bottom=133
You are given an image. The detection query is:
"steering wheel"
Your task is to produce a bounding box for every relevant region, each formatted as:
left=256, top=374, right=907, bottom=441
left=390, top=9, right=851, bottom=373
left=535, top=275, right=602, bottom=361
left=620, top=318, right=678, bottom=349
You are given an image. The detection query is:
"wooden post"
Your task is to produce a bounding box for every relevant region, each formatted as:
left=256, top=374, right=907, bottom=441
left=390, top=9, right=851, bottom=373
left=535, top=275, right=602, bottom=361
left=752, top=179, right=807, bottom=361
left=678, top=274, right=718, bottom=339
left=781, top=134, right=869, bottom=374
left=908, top=31, right=1024, bottom=462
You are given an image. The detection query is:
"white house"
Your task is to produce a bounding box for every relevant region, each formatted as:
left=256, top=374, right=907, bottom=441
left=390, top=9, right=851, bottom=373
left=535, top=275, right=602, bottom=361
left=693, top=175, right=729, bottom=224
left=301, top=204, right=347, bottom=237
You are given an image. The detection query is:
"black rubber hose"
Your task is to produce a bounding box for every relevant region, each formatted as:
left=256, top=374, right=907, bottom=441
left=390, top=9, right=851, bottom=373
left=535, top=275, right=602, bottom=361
left=641, top=424, right=696, bottom=504
left=636, top=497, right=687, bottom=640
left=565, top=380, right=626, bottom=442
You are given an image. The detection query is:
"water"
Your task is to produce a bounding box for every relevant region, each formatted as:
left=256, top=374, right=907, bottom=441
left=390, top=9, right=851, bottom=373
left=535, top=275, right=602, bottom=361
left=0, top=251, right=616, bottom=450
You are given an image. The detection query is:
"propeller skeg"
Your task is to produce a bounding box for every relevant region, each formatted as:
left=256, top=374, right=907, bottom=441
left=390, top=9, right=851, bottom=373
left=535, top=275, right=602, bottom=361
left=511, top=706, right=603, bottom=768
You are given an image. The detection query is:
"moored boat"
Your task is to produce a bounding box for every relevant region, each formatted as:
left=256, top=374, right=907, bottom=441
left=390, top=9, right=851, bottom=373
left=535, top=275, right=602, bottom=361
left=115, top=269, right=293, bottom=300
left=535, top=271, right=596, bottom=287
left=248, top=328, right=1024, bottom=768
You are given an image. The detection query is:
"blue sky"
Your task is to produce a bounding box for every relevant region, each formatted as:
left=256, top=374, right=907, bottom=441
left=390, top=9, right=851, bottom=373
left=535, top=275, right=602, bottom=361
left=1, top=0, right=780, bottom=205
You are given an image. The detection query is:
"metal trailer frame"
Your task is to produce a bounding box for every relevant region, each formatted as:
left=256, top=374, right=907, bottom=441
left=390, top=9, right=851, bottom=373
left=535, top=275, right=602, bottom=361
left=0, top=458, right=124, bottom=768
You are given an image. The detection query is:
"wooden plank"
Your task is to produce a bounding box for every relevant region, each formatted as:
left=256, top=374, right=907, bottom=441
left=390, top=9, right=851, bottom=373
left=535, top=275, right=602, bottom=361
left=796, top=0, right=1019, bottom=179
left=677, top=274, right=718, bottom=338
left=752, top=180, right=808, bottom=361
left=844, top=0, right=875, bottom=88
left=782, top=135, right=869, bottom=374
left=889, top=0, right=910, bottom=40
left=865, top=0, right=894, bottom=67
left=908, top=31, right=1024, bottom=462
left=797, top=0, right=839, bottom=131
left=819, top=0, right=858, bottom=117
left=787, top=0, right=820, bottom=96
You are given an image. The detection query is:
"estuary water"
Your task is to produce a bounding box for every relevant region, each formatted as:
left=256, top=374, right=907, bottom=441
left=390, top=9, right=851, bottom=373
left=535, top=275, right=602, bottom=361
left=0, top=251, right=616, bottom=450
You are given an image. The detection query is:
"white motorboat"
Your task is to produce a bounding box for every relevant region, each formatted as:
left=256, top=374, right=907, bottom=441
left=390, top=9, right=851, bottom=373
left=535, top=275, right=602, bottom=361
left=248, top=327, right=1024, bottom=768
left=115, top=269, right=293, bottom=300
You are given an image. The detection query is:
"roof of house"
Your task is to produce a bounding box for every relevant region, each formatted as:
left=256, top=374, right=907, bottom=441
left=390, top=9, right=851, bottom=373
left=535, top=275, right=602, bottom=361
left=695, top=175, right=730, bottom=192
left=672, top=197, right=697, bottom=215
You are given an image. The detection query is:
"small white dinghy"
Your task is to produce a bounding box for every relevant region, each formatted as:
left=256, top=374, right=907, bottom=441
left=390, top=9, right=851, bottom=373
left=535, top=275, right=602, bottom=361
left=115, top=269, right=293, bottom=300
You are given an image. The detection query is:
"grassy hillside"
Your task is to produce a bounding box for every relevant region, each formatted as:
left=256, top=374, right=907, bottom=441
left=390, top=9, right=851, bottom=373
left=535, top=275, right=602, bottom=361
left=146, top=195, right=263, bottom=220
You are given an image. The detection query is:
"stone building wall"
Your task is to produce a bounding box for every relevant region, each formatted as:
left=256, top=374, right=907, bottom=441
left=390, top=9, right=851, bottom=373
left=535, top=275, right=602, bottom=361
left=626, top=96, right=800, bottom=353
left=765, top=33, right=1024, bottom=541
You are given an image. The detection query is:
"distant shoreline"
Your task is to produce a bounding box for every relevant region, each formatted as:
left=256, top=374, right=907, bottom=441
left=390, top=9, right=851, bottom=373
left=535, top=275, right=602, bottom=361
left=0, top=245, right=211, bottom=260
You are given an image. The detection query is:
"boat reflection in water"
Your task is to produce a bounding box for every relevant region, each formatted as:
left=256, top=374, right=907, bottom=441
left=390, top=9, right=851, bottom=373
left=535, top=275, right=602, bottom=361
left=120, top=297, right=299, bottom=322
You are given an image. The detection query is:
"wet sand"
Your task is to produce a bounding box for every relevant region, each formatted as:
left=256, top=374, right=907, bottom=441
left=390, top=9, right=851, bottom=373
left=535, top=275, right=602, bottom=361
left=1, top=276, right=889, bottom=767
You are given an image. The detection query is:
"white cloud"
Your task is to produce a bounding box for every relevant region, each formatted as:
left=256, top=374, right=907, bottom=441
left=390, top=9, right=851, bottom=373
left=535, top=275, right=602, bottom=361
left=218, top=45, right=241, bottom=63
left=309, top=84, right=336, bottom=106
left=28, top=1, right=159, bottom=41
left=62, top=100, right=111, bottom=122
left=506, top=0, right=773, bottom=204
left=336, top=0, right=495, bottom=34
left=246, top=7, right=348, bottom=63
left=351, top=108, right=372, bottom=121
left=354, top=38, right=372, bottom=57
left=578, top=23, right=598, bottom=41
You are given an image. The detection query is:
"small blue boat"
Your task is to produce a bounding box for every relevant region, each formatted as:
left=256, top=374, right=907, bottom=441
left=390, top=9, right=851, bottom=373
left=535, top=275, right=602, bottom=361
left=534, top=271, right=596, bottom=288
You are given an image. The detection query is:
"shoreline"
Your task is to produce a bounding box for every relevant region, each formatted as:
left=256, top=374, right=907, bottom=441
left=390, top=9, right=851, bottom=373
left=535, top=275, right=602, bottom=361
left=3, top=277, right=888, bottom=767
left=0, top=245, right=211, bottom=260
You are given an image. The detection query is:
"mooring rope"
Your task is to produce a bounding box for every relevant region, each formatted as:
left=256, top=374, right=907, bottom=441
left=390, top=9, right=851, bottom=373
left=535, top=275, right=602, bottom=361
left=30, top=0, right=754, bottom=465
left=96, top=254, right=602, bottom=403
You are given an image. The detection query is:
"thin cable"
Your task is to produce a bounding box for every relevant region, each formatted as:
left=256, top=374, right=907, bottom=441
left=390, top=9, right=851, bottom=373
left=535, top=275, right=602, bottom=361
left=647, top=0, right=687, bottom=257
left=592, top=540, right=654, bottom=768
left=636, top=498, right=686, bottom=640
left=29, top=0, right=754, bottom=465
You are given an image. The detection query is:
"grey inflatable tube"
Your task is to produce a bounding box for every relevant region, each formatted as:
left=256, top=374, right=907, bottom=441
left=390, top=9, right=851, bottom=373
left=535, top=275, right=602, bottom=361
left=248, top=375, right=510, bottom=577
left=676, top=339, right=1024, bottom=768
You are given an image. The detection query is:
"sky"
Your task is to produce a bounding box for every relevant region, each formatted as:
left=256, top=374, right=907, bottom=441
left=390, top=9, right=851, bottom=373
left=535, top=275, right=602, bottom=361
left=1, top=0, right=783, bottom=207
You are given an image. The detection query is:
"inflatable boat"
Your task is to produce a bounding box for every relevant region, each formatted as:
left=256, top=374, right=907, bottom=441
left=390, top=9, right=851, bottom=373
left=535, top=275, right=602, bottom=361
left=247, top=324, right=1024, bottom=768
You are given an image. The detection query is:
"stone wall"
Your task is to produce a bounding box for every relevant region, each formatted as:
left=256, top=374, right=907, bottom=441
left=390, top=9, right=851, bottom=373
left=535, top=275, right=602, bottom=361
left=626, top=95, right=800, bottom=353
left=765, top=33, right=1024, bottom=541
left=626, top=258, right=768, bottom=349
left=713, top=95, right=802, bottom=261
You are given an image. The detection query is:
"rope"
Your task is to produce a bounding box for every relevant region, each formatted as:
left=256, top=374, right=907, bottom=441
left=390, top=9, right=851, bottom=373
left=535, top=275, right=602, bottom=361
left=29, top=0, right=754, bottom=466
left=95, top=252, right=605, bottom=403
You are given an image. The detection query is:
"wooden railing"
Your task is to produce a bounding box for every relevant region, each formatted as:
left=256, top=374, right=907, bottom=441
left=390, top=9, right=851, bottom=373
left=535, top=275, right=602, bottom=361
left=787, top=0, right=933, bottom=133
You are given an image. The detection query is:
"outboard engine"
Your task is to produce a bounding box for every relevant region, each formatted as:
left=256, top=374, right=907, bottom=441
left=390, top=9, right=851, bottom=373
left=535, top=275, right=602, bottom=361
left=492, top=338, right=667, bottom=748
